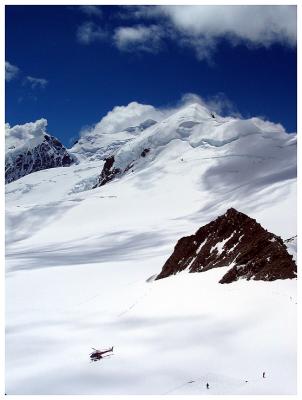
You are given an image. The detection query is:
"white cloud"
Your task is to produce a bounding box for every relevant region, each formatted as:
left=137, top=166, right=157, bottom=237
left=77, top=21, right=107, bottom=44
left=5, top=61, right=20, bottom=82
left=159, top=5, right=296, bottom=45
left=83, top=101, right=165, bottom=137
left=74, top=6, right=296, bottom=59
left=124, top=5, right=296, bottom=60
left=5, top=118, right=48, bottom=151
left=79, top=5, right=102, bottom=18
left=26, top=76, right=48, bottom=89
left=5, top=61, right=48, bottom=90
left=114, top=25, right=164, bottom=53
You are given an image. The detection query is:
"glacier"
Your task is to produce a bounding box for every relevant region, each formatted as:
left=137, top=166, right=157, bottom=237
left=5, top=102, right=297, bottom=395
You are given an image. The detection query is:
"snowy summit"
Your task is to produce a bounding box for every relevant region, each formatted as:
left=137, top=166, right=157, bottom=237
left=5, top=119, right=73, bottom=183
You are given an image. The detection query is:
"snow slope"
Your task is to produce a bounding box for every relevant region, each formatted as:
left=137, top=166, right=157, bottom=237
left=70, top=119, right=157, bottom=162
left=5, top=103, right=297, bottom=395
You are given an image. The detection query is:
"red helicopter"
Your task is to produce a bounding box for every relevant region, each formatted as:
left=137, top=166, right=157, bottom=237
left=90, top=346, right=114, bottom=361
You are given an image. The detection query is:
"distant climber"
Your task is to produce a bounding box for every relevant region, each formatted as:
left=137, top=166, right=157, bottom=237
left=210, top=112, right=215, bottom=118
left=206, top=383, right=209, bottom=389
left=262, top=372, right=266, bottom=378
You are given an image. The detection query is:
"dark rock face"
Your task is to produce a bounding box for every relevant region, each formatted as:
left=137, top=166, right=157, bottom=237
left=141, top=148, right=150, bottom=157
left=95, top=155, right=121, bottom=187
left=95, top=147, right=152, bottom=188
left=284, top=235, right=297, bottom=244
left=156, top=208, right=297, bottom=284
left=5, top=134, right=74, bottom=184
left=94, top=125, right=155, bottom=187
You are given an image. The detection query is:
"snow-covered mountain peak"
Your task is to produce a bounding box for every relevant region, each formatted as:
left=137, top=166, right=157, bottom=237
left=174, top=101, right=216, bottom=120
left=69, top=102, right=222, bottom=164
left=95, top=102, right=295, bottom=188
left=70, top=118, right=158, bottom=162
left=5, top=118, right=48, bottom=154
left=5, top=119, right=73, bottom=183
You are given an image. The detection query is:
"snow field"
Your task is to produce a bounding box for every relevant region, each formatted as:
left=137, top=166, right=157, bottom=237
left=5, top=103, right=297, bottom=394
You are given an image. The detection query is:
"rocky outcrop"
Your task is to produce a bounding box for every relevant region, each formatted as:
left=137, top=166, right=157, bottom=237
left=5, top=134, right=74, bottom=184
left=95, top=147, right=152, bottom=187
left=94, top=155, right=121, bottom=187
left=141, top=148, right=150, bottom=157
left=156, top=208, right=297, bottom=283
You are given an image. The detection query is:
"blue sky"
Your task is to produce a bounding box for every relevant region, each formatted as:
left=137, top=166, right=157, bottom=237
left=5, top=5, right=297, bottom=146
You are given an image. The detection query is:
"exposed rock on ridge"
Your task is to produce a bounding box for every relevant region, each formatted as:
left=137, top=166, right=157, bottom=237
left=156, top=208, right=297, bottom=283
left=94, top=155, right=121, bottom=187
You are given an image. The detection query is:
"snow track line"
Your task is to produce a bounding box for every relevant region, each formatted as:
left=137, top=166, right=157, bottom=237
left=163, top=380, right=194, bottom=395
left=117, top=286, right=154, bottom=317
